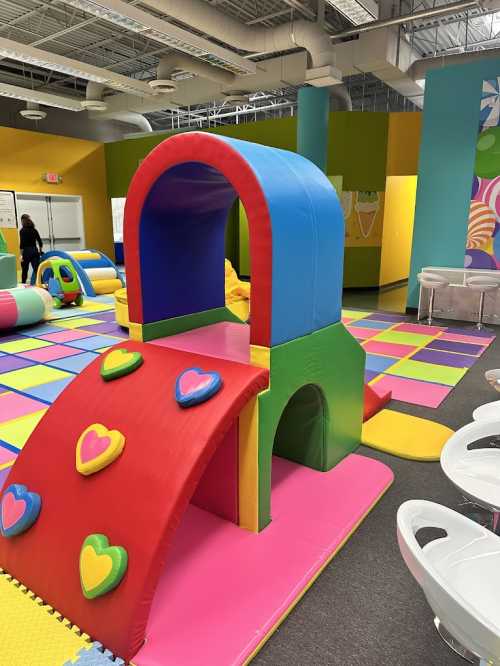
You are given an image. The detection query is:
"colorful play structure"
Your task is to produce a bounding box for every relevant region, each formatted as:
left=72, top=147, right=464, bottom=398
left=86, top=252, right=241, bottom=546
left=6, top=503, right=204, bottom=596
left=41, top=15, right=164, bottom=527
left=0, top=229, right=52, bottom=330
left=32, top=248, right=124, bottom=296
left=0, top=133, right=394, bottom=665
left=36, top=257, right=83, bottom=308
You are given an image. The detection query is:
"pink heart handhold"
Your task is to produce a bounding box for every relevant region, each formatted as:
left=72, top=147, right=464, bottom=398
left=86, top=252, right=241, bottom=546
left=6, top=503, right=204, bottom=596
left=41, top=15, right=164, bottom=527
left=179, top=370, right=212, bottom=396
left=80, top=430, right=111, bottom=464
left=2, top=493, right=26, bottom=530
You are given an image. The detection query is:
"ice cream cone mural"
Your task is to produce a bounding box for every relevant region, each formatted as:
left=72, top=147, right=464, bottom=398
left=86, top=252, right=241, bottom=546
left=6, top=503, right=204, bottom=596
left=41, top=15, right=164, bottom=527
left=356, top=191, right=380, bottom=239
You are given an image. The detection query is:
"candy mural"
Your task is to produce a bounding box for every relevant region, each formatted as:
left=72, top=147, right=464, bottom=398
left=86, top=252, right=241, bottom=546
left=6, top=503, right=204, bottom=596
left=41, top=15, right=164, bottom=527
left=341, top=191, right=385, bottom=247
left=467, top=77, right=500, bottom=269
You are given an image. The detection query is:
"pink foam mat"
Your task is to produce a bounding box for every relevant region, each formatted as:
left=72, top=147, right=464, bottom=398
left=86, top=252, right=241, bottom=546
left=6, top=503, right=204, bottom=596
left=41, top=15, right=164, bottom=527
left=151, top=322, right=250, bottom=364
left=371, top=374, right=451, bottom=408
left=133, top=454, right=393, bottom=666
left=362, top=340, right=416, bottom=358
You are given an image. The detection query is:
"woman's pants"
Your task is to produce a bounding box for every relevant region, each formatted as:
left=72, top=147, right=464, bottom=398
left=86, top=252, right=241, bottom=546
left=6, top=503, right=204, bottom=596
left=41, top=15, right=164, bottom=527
left=21, top=247, right=40, bottom=284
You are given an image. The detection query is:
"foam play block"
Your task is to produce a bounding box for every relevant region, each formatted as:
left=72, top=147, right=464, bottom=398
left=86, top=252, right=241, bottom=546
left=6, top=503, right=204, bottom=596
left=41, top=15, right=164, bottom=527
left=363, top=383, right=392, bottom=422
left=361, top=408, right=453, bottom=460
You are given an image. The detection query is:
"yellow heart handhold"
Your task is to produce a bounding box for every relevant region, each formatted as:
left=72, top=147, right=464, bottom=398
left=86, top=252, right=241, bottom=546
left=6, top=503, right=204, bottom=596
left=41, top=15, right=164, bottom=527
left=101, top=348, right=143, bottom=381
left=76, top=423, right=125, bottom=476
left=80, top=545, right=113, bottom=592
left=104, top=350, right=135, bottom=371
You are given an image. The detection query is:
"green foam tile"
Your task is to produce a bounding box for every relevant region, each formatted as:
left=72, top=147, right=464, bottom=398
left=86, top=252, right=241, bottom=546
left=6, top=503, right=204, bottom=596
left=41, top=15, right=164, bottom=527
left=372, top=330, right=436, bottom=347
left=386, top=359, right=467, bottom=386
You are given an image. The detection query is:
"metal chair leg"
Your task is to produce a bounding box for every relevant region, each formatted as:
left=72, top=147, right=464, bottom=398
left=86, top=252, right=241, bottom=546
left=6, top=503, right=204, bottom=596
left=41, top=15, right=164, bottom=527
left=477, top=290, right=486, bottom=330
left=428, top=287, right=435, bottom=326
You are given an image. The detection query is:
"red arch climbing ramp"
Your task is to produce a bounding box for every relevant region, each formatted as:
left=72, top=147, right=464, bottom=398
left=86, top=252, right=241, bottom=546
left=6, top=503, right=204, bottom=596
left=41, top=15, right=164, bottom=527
left=0, top=340, right=268, bottom=660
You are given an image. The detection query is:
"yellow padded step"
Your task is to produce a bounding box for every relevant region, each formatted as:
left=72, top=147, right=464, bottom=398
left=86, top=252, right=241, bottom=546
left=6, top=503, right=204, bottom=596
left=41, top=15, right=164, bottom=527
left=361, top=409, right=453, bottom=461
left=0, top=568, right=91, bottom=665
left=69, top=252, right=101, bottom=261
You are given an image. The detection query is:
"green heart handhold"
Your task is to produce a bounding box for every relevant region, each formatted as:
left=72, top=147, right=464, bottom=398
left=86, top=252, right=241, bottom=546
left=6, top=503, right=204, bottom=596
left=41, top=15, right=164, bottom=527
left=100, top=348, right=143, bottom=381
left=80, top=533, right=128, bottom=600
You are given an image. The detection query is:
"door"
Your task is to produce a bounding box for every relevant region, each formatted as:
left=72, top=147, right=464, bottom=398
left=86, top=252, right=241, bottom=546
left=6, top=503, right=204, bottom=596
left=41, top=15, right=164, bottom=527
left=16, top=194, right=84, bottom=251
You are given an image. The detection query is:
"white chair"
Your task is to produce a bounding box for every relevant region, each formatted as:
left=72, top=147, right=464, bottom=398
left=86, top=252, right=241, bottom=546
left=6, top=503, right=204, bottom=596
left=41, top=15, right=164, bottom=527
left=473, top=370, right=500, bottom=422
left=465, top=275, right=500, bottom=331
left=418, top=271, right=449, bottom=325
left=397, top=499, right=500, bottom=664
left=440, top=419, right=500, bottom=531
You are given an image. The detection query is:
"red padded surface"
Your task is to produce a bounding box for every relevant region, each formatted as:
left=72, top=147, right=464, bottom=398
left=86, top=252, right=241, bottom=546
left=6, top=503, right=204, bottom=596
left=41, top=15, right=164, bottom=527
left=0, top=340, right=268, bottom=661
left=363, top=383, right=392, bottom=422
left=124, top=132, right=273, bottom=347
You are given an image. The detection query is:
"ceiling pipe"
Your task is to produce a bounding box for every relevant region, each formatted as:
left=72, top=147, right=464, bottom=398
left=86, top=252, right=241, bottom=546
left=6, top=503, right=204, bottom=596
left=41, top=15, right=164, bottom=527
left=139, top=0, right=335, bottom=68
left=153, top=53, right=235, bottom=91
left=82, top=82, right=107, bottom=111
left=330, top=84, right=352, bottom=111
left=331, top=0, right=479, bottom=39
left=100, top=111, right=153, bottom=133
left=409, top=45, right=500, bottom=81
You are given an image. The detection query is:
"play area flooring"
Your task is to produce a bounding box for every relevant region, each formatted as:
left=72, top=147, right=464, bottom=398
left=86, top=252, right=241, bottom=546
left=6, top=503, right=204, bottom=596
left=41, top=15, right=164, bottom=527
left=0, top=303, right=493, bottom=493
left=342, top=310, right=495, bottom=409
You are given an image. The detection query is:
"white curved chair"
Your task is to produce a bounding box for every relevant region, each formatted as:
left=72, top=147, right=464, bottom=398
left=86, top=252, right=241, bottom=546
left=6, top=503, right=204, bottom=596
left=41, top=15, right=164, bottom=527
left=465, top=275, right=500, bottom=331
left=418, top=272, right=449, bottom=325
left=441, top=420, right=500, bottom=532
left=397, top=499, right=500, bottom=664
left=472, top=370, right=500, bottom=423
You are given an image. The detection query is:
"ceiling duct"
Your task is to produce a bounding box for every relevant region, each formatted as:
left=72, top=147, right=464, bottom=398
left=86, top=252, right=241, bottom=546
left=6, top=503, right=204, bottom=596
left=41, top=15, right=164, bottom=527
left=56, top=0, right=255, bottom=76
left=0, top=36, right=154, bottom=97
left=81, top=82, right=107, bottom=111
left=123, top=0, right=342, bottom=85
left=151, top=53, right=236, bottom=93
left=19, top=102, right=47, bottom=121
left=95, top=111, right=153, bottom=133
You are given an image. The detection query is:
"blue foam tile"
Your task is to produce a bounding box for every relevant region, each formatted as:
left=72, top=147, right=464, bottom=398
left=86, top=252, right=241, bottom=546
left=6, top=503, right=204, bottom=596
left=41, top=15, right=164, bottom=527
left=365, top=369, right=378, bottom=383
left=47, top=352, right=99, bottom=373
left=63, top=642, right=125, bottom=665
left=365, top=353, right=398, bottom=373
left=349, top=319, right=393, bottom=330
left=22, top=376, right=75, bottom=403
left=65, top=335, right=121, bottom=351
left=18, top=323, right=65, bottom=337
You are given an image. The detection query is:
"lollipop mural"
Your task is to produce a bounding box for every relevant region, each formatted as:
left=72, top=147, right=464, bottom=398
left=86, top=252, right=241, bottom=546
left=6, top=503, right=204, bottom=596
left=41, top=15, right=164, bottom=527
left=467, top=78, right=500, bottom=269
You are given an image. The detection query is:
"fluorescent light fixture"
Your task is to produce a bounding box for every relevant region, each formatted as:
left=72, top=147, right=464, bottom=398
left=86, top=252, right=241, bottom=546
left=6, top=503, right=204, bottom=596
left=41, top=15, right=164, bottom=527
left=0, top=37, right=154, bottom=96
left=59, top=0, right=256, bottom=76
left=0, top=81, right=84, bottom=111
left=325, top=0, right=377, bottom=25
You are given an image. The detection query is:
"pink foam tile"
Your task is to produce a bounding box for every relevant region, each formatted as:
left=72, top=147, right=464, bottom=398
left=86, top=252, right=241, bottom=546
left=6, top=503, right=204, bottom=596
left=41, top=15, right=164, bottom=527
left=134, top=454, right=393, bottom=666
left=0, top=446, right=16, bottom=467
left=38, top=329, right=95, bottom=343
left=440, top=332, right=495, bottom=345
left=393, top=323, right=445, bottom=335
left=362, top=340, right=416, bottom=358
left=341, top=317, right=354, bottom=324
left=16, top=344, right=84, bottom=362
left=371, top=375, right=451, bottom=408
left=348, top=327, right=379, bottom=341
left=0, top=391, right=47, bottom=422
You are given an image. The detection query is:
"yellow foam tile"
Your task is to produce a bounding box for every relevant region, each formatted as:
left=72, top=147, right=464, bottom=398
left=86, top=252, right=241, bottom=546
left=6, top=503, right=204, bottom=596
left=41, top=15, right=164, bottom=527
left=49, top=317, right=103, bottom=329
left=79, top=302, right=115, bottom=312
left=96, top=347, right=112, bottom=353
left=361, top=409, right=453, bottom=461
left=0, top=410, right=47, bottom=448
left=0, top=571, right=90, bottom=665
left=0, top=365, right=71, bottom=391
left=0, top=338, right=52, bottom=354
left=341, top=309, right=372, bottom=320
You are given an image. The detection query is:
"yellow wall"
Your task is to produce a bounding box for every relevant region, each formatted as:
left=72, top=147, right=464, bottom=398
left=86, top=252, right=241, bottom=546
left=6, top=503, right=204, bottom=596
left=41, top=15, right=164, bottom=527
left=0, top=127, right=113, bottom=261
left=386, top=112, right=422, bottom=176
left=380, top=176, right=418, bottom=286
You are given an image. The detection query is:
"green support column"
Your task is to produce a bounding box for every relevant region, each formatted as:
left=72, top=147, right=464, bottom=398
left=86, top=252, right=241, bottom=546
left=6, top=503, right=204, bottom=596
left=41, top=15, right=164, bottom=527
left=297, top=86, right=330, bottom=173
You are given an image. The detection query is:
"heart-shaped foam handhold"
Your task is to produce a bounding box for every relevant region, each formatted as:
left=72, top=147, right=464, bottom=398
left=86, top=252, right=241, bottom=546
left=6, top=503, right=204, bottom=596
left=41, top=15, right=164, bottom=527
left=0, top=484, right=41, bottom=538
left=80, top=533, right=128, bottom=599
left=100, top=348, right=143, bottom=382
left=76, top=423, right=125, bottom=476
left=175, top=367, right=222, bottom=408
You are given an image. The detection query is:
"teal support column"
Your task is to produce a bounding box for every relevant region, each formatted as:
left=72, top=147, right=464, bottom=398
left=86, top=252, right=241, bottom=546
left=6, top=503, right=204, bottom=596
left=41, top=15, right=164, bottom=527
left=297, top=87, right=330, bottom=173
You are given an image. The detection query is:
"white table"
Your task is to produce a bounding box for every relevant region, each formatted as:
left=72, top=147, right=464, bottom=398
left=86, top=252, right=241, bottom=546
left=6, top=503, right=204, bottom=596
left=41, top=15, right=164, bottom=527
left=418, top=266, right=500, bottom=324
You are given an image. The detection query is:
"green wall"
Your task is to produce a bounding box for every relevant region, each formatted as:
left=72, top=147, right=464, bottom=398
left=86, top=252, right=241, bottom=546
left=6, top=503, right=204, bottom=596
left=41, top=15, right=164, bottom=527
left=408, top=57, right=500, bottom=308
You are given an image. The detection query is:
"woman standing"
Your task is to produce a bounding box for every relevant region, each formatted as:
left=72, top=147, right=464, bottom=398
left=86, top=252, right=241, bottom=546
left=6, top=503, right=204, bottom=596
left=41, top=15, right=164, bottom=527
left=20, top=214, right=43, bottom=283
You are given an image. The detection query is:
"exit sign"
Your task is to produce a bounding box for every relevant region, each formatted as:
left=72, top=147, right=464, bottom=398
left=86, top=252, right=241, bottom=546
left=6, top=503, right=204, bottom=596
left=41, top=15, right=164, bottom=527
left=42, top=172, right=62, bottom=184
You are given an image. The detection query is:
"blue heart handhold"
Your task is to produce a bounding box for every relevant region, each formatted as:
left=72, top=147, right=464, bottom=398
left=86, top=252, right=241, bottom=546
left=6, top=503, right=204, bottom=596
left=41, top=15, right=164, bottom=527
left=0, top=484, right=41, bottom=538
left=175, top=367, right=222, bottom=408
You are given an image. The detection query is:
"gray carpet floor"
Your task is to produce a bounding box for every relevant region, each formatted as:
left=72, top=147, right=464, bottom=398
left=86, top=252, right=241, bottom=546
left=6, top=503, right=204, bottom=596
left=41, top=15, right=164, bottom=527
left=253, top=319, right=499, bottom=666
